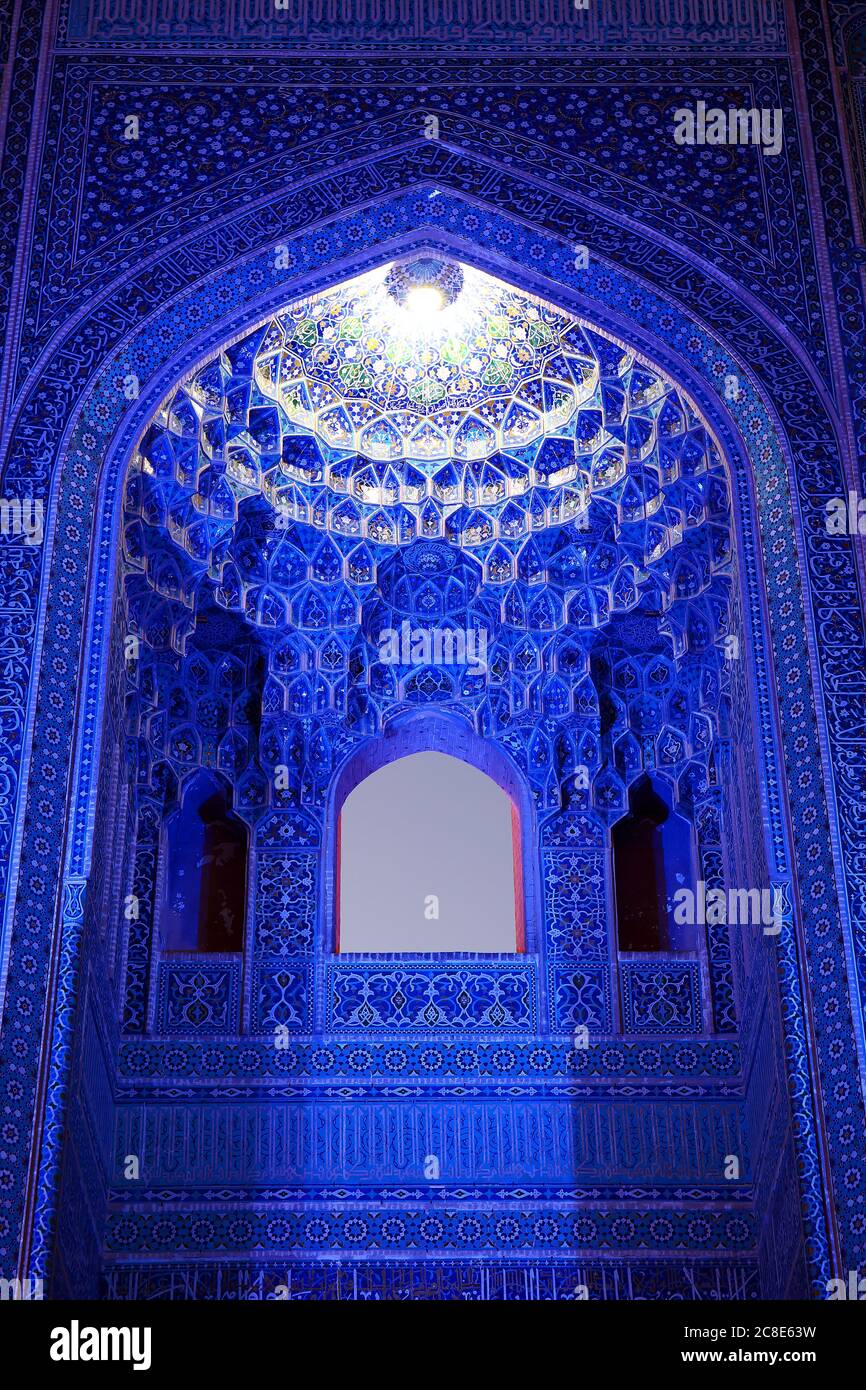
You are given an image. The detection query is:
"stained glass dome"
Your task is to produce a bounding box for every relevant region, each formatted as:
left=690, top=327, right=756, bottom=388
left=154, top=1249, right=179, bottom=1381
left=254, top=257, right=598, bottom=461
left=136, top=256, right=718, bottom=559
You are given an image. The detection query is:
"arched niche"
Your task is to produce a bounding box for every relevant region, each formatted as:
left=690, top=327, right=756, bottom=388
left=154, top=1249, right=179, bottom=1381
left=325, top=712, right=537, bottom=956
left=159, top=770, right=249, bottom=954
left=612, top=774, right=697, bottom=954
left=17, top=203, right=833, bottom=1294
left=337, top=749, right=521, bottom=954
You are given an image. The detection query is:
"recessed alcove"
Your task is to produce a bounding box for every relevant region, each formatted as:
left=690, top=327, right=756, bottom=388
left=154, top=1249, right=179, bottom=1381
left=160, top=771, right=248, bottom=954
left=613, top=774, right=697, bottom=954
left=47, top=245, right=808, bottom=1300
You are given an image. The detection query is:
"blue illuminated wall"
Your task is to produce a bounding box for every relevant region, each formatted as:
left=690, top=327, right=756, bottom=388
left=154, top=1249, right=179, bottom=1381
left=41, top=253, right=813, bottom=1302
left=1, top=0, right=865, bottom=1302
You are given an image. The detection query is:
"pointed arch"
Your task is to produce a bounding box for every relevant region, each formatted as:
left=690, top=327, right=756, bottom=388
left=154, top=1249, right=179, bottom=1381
left=327, top=711, right=537, bottom=955
left=11, top=188, right=838, bottom=1290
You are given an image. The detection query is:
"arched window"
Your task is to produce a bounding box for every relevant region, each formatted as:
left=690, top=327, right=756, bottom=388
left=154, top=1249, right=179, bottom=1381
left=337, top=750, right=521, bottom=953
left=613, top=775, right=695, bottom=953
left=161, top=771, right=248, bottom=952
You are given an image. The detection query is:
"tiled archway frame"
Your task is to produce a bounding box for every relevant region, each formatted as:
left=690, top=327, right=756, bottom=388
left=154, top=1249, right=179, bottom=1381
left=0, top=186, right=855, bottom=1290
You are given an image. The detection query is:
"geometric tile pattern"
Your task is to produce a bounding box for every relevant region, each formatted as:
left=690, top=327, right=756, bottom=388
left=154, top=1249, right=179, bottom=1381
left=156, top=961, right=242, bottom=1036
left=328, top=963, right=535, bottom=1031
left=620, top=961, right=702, bottom=1036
